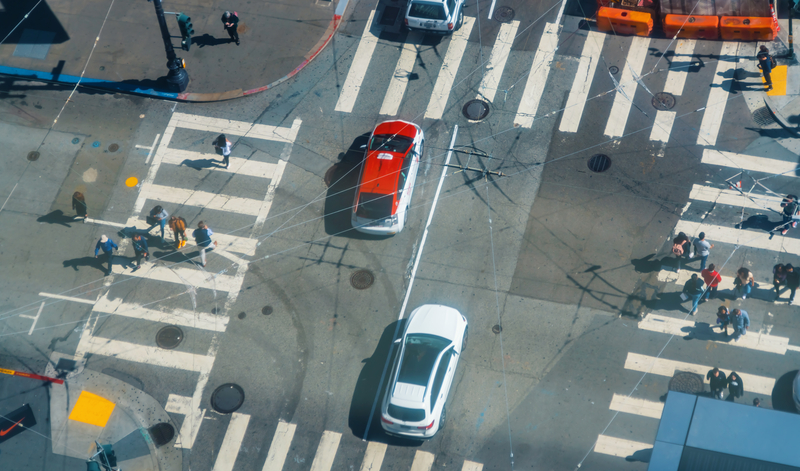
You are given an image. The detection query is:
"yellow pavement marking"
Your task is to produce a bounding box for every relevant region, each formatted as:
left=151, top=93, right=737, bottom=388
left=766, top=65, right=787, bottom=96
left=68, top=391, right=116, bottom=427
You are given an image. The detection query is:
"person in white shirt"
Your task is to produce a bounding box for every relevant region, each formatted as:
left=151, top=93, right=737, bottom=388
left=215, top=134, right=232, bottom=169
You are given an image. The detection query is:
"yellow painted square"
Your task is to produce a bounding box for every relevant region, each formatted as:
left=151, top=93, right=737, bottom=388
left=68, top=391, right=116, bottom=427
left=765, top=65, right=787, bottom=96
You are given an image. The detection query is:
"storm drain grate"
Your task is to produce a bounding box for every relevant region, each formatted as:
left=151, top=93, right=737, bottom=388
left=381, top=6, right=400, bottom=26
left=752, top=106, right=776, bottom=127
left=652, top=92, right=676, bottom=110
left=350, top=270, right=375, bottom=290
left=108, top=143, right=119, bottom=153
left=493, top=6, right=515, bottom=22
left=587, top=154, right=611, bottom=173
left=462, top=99, right=490, bottom=121
left=211, top=383, right=245, bottom=414
left=156, top=325, right=183, bottom=349
left=27, top=151, right=40, bottom=161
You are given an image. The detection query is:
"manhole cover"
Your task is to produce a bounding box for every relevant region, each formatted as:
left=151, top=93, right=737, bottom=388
left=587, top=154, right=611, bottom=173
left=156, top=325, right=183, bottom=349
left=350, top=270, right=375, bottom=290
left=262, top=305, right=273, bottom=315
left=108, top=143, right=119, bottom=152
left=462, top=99, right=490, bottom=121
left=652, top=92, right=676, bottom=110
left=493, top=6, right=515, bottom=22
left=148, top=423, right=175, bottom=447
left=752, top=106, right=776, bottom=126
left=211, top=383, right=245, bottom=414
left=609, top=66, right=619, bottom=74
left=71, top=138, right=80, bottom=144
left=238, top=312, right=246, bottom=319
left=324, top=165, right=338, bottom=187
left=27, top=151, right=40, bottom=161
left=492, top=324, right=502, bottom=334
left=668, top=371, right=704, bottom=394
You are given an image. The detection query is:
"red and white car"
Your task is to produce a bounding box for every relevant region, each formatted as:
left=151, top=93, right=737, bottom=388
left=351, top=120, right=424, bottom=235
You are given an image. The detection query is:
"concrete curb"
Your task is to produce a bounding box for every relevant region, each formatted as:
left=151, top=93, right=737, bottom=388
left=763, top=94, right=800, bottom=136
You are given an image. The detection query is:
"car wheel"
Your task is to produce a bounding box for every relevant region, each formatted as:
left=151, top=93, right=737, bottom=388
left=440, top=405, right=447, bottom=429
left=461, top=326, right=468, bottom=351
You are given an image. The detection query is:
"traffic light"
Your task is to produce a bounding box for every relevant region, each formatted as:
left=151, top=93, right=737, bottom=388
left=87, top=442, right=117, bottom=471
left=177, top=13, right=194, bottom=51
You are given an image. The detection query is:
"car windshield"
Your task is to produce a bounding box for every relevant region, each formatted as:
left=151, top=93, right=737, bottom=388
left=398, top=334, right=450, bottom=386
left=408, top=2, right=447, bottom=20
left=369, top=134, right=413, bottom=154
left=356, top=192, right=393, bottom=219
left=387, top=404, right=426, bottom=422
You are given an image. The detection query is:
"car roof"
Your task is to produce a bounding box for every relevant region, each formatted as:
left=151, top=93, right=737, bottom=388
left=358, top=121, right=418, bottom=197
left=406, top=304, right=461, bottom=341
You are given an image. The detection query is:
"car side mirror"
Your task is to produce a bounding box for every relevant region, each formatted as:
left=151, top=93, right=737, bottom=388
left=360, top=144, right=367, bottom=149
left=393, top=338, right=401, bottom=344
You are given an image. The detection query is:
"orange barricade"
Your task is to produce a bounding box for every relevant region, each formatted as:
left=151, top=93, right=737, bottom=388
left=596, top=7, right=653, bottom=36
left=720, top=17, right=776, bottom=41
left=663, top=14, right=719, bottom=40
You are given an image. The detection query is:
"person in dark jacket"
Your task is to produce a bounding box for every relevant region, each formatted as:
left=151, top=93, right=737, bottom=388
left=787, top=264, right=800, bottom=305
left=672, top=232, right=691, bottom=272
left=95, top=234, right=118, bottom=276
left=757, top=45, right=774, bottom=91
left=707, top=367, right=727, bottom=399
left=774, top=263, right=787, bottom=299
left=148, top=205, right=169, bottom=244
left=193, top=221, right=217, bottom=268
left=131, top=233, right=149, bottom=272
left=716, top=305, right=730, bottom=336
left=683, top=273, right=704, bottom=315
left=72, top=191, right=88, bottom=221
left=221, top=11, right=239, bottom=45
left=778, top=194, right=798, bottom=235
left=726, top=372, right=744, bottom=402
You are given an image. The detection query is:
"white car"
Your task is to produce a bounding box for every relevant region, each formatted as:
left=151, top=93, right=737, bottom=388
left=380, top=305, right=468, bottom=439
left=793, top=370, right=800, bottom=412
left=405, top=0, right=465, bottom=34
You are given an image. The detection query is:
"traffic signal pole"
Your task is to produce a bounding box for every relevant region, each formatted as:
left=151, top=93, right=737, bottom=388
left=150, top=0, right=189, bottom=92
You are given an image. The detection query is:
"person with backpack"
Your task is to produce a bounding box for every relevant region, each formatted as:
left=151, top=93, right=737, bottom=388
left=757, top=45, right=775, bottom=91
left=778, top=194, right=799, bottom=235
left=222, top=11, right=239, bottom=45
left=169, top=216, right=188, bottom=249
left=672, top=232, right=690, bottom=272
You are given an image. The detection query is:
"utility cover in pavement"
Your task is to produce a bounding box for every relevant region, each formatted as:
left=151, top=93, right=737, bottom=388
left=587, top=154, right=611, bottom=173
left=156, top=326, right=183, bottom=349
left=350, top=270, right=375, bottom=289
left=462, top=100, right=490, bottom=121
left=148, top=423, right=175, bottom=447
left=13, top=30, right=56, bottom=59
left=652, top=92, right=676, bottom=110
left=494, top=6, right=515, bottom=22
left=211, top=384, right=245, bottom=413
left=0, top=404, right=36, bottom=444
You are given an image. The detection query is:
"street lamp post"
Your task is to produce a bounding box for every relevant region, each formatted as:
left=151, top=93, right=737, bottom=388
left=150, top=0, right=189, bottom=92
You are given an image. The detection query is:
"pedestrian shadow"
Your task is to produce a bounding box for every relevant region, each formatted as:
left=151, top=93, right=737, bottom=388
left=180, top=158, right=224, bottom=171
left=192, top=34, right=230, bottom=48
left=625, top=448, right=652, bottom=463
left=37, top=210, right=78, bottom=227
left=151, top=249, right=202, bottom=265
left=631, top=254, right=665, bottom=273
left=643, top=291, right=688, bottom=312
left=62, top=255, right=132, bottom=274
left=736, top=214, right=781, bottom=233
left=681, top=321, right=732, bottom=343
left=771, top=370, right=798, bottom=413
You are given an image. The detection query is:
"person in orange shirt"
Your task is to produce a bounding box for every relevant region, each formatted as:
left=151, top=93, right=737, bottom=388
left=700, top=263, right=722, bottom=301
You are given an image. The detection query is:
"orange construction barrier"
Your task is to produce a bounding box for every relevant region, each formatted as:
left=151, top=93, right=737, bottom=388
left=720, top=17, right=776, bottom=41
left=596, top=7, right=653, bottom=36
left=663, top=14, right=719, bottom=40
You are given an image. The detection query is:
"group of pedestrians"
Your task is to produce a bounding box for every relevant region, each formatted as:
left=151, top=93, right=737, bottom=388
left=706, top=367, right=744, bottom=402
left=715, top=306, right=750, bottom=341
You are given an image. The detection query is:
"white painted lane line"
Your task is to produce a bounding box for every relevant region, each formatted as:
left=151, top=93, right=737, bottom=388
left=114, top=261, right=242, bottom=293
left=77, top=336, right=216, bottom=372
left=125, top=217, right=258, bottom=257
left=165, top=394, right=193, bottom=415
left=788, top=345, right=800, bottom=353
left=165, top=393, right=209, bottom=449
left=409, top=451, right=435, bottom=471
left=212, top=413, right=251, bottom=471
left=38, top=292, right=96, bottom=305
left=594, top=434, right=651, bottom=458
left=559, top=30, right=606, bottom=133
left=381, top=32, right=422, bottom=116
left=461, top=460, right=484, bottom=471
left=696, top=42, right=740, bottom=146
left=639, top=314, right=789, bottom=355
left=663, top=40, right=696, bottom=96
left=160, top=148, right=280, bottom=179
left=604, top=36, right=650, bottom=138
left=94, top=295, right=229, bottom=332
left=650, top=110, right=676, bottom=143
left=336, top=9, right=381, bottom=113
left=426, top=17, right=476, bottom=120
left=140, top=183, right=262, bottom=216
left=477, top=20, right=520, bottom=103
left=609, top=393, right=664, bottom=419
left=360, top=442, right=386, bottom=471
left=171, top=113, right=300, bottom=143
left=624, top=352, right=775, bottom=394
left=674, top=220, right=800, bottom=254
left=19, top=301, right=45, bottom=335
left=702, top=148, right=799, bottom=176
left=516, top=22, right=560, bottom=128
left=263, top=421, right=297, bottom=471
left=253, top=159, right=288, bottom=235
left=310, top=431, right=342, bottom=471
left=689, top=184, right=782, bottom=211
left=84, top=218, right=127, bottom=228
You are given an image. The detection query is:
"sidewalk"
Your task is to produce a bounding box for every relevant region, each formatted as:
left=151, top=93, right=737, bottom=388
left=0, top=0, right=350, bottom=102
left=763, top=12, right=800, bottom=133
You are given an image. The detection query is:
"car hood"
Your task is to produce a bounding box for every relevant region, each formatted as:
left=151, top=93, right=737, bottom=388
left=406, top=304, right=461, bottom=341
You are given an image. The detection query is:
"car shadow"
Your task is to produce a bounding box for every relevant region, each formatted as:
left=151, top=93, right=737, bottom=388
left=771, top=370, right=799, bottom=413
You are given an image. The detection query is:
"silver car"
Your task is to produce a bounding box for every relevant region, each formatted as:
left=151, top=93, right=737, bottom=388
left=404, top=0, right=465, bottom=34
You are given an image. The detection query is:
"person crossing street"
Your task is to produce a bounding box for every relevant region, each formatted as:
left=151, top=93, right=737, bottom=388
left=94, top=235, right=118, bottom=276
left=193, top=221, right=217, bottom=268
left=131, top=233, right=149, bottom=272
left=682, top=273, right=704, bottom=315
left=729, top=308, right=750, bottom=342
left=757, top=45, right=775, bottom=91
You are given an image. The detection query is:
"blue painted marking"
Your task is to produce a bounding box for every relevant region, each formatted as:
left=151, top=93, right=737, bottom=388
left=92, top=141, right=100, bottom=148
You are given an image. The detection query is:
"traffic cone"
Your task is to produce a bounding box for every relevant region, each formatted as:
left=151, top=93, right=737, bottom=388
left=729, top=180, right=742, bottom=190
left=771, top=4, right=780, bottom=32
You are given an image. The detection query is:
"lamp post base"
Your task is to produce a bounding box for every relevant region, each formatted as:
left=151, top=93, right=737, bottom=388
left=165, top=59, right=189, bottom=92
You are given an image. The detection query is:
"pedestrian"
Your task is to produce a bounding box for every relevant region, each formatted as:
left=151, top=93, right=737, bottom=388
left=716, top=305, right=730, bottom=336
left=732, top=267, right=754, bottom=300
left=753, top=398, right=761, bottom=407
left=778, top=194, right=799, bottom=235
left=757, top=45, right=775, bottom=91
left=786, top=264, right=800, bottom=305
left=726, top=372, right=744, bottom=402
left=131, top=233, right=149, bottom=272
left=215, top=134, right=232, bottom=169
left=700, top=263, right=722, bottom=301
left=169, top=216, right=188, bottom=249
left=692, top=232, right=714, bottom=270
left=672, top=232, right=690, bottom=272
left=221, top=11, right=239, bottom=45
left=706, top=367, right=727, bottom=399
left=729, top=308, right=750, bottom=342
left=147, top=205, right=169, bottom=244
left=72, top=191, right=88, bottom=222
left=94, top=234, right=118, bottom=276
left=682, top=273, right=705, bottom=315
left=193, top=221, right=217, bottom=268
left=773, top=263, right=787, bottom=299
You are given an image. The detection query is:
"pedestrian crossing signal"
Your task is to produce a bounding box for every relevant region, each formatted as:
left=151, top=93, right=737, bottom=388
left=177, top=13, right=194, bottom=51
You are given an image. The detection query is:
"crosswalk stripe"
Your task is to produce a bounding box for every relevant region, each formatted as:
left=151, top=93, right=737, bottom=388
left=559, top=30, right=605, bottom=133
left=477, top=20, right=520, bottom=103
left=141, top=183, right=263, bottom=216
left=662, top=40, right=696, bottom=96
left=360, top=442, right=387, bottom=471
left=212, top=413, right=250, bottom=471
left=702, top=148, right=799, bottom=176
left=262, top=421, right=297, bottom=471
left=160, top=148, right=281, bottom=180
left=650, top=110, right=676, bottom=143
left=594, top=434, right=651, bottom=458
left=515, top=22, right=559, bottom=128
left=93, top=295, right=229, bottom=332
left=126, top=217, right=259, bottom=256
left=380, top=33, right=422, bottom=116
left=426, top=17, right=476, bottom=120
left=166, top=396, right=206, bottom=449
left=114, top=261, right=242, bottom=292
left=461, top=460, right=484, bottom=471
left=674, top=220, right=800, bottom=254
left=171, top=113, right=301, bottom=143
left=688, top=184, right=782, bottom=212
left=336, top=10, right=380, bottom=113
left=696, top=42, right=740, bottom=146
left=604, top=36, right=649, bottom=138
left=609, top=393, right=664, bottom=419
left=77, top=336, right=216, bottom=371
left=310, top=431, right=341, bottom=471
left=641, top=314, right=790, bottom=355
left=624, top=352, right=775, bottom=394
left=410, top=450, right=435, bottom=471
